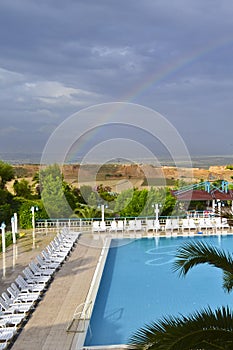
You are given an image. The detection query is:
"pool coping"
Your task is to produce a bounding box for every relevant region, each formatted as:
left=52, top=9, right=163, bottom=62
left=73, top=237, right=113, bottom=350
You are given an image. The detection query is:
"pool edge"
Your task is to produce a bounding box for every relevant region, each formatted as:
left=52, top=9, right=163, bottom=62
left=73, top=237, right=112, bottom=350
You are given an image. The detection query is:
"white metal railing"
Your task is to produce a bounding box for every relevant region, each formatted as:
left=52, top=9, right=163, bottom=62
left=66, top=301, right=93, bottom=333
left=36, top=218, right=233, bottom=236
left=36, top=212, right=222, bottom=232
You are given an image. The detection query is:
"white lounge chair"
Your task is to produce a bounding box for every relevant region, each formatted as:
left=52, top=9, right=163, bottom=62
left=0, top=296, right=32, bottom=315
left=109, top=221, right=117, bottom=232
left=15, top=275, right=45, bottom=293
left=0, top=342, right=8, bottom=350
left=182, top=218, right=189, bottom=231
left=135, top=220, right=142, bottom=231
left=189, top=218, right=197, bottom=230
left=50, top=240, right=71, bottom=253
left=182, top=218, right=196, bottom=232
left=47, top=244, right=68, bottom=259
left=146, top=219, right=154, bottom=232
left=35, top=255, right=59, bottom=271
left=171, top=219, right=179, bottom=230
left=117, top=221, right=124, bottom=232
left=0, top=327, right=17, bottom=343
left=55, top=235, right=74, bottom=248
left=92, top=221, right=100, bottom=232
left=198, top=218, right=208, bottom=230
left=2, top=292, right=35, bottom=313
left=7, top=285, right=39, bottom=303
left=99, top=221, right=107, bottom=232
left=29, top=262, right=54, bottom=277
left=22, top=268, right=50, bottom=285
left=215, top=217, right=229, bottom=229
left=165, top=219, right=173, bottom=231
left=47, top=247, right=67, bottom=262
left=146, top=219, right=160, bottom=234
left=154, top=220, right=161, bottom=233
left=127, top=220, right=136, bottom=232
left=204, top=218, right=214, bottom=229
left=0, top=311, right=24, bottom=328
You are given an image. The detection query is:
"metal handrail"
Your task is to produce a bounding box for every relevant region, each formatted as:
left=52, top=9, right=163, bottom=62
left=66, top=300, right=92, bottom=333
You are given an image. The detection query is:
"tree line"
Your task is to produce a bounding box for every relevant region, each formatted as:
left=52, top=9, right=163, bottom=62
left=0, top=161, right=182, bottom=229
left=3, top=161, right=230, bottom=230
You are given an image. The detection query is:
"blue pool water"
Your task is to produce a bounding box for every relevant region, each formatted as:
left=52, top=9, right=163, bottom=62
left=84, top=235, right=233, bottom=346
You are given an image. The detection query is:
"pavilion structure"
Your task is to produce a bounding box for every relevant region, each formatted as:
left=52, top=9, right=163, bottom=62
left=171, top=181, right=233, bottom=212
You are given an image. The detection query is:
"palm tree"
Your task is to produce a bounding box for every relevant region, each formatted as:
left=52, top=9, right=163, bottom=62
left=128, top=306, right=233, bottom=350
left=128, top=240, right=233, bottom=349
left=173, top=240, right=233, bottom=292
left=74, top=203, right=100, bottom=219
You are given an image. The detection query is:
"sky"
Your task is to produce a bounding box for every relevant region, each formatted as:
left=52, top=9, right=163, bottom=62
left=0, top=0, right=233, bottom=161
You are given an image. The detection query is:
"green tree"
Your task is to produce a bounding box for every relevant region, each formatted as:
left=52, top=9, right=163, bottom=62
left=40, top=164, right=81, bottom=217
left=114, top=188, right=134, bottom=215
left=41, top=173, right=71, bottom=218
left=173, top=241, right=233, bottom=292
left=0, top=187, right=14, bottom=223
left=13, top=179, right=33, bottom=199
left=0, top=161, right=14, bottom=189
left=39, top=164, right=70, bottom=218
left=79, top=185, right=93, bottom=204
left=128, top=241, right=233, bottom=349
left=88, top=192, right=98, bottom=207
left=32, top=171, right=41, bottom=197
left=141, top=187, right=174, bottom=217
left=62, top=182, right=79, bottom=210
left=160, top=188, right=176, bottom=216
left=0, top=203, right=12, bottom=224
left=75, top=204, right=100, bottom=219
left=128, top=306, right=233, bottom=349
left=19, top=200, right=48, bottom=228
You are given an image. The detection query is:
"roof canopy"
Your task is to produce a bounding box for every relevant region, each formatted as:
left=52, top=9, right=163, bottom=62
left=171, top=189, right=233, bottom=201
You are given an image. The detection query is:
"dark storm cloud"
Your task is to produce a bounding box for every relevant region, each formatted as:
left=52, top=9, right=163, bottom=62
left=0, top=0, right=233, bottom=156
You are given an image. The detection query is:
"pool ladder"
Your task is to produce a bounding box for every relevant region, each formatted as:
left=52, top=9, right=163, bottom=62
left=67, top=300, right=93, bottom=333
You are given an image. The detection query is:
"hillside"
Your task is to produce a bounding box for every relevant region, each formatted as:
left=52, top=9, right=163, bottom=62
left=9, top=163, right=233, bottom=193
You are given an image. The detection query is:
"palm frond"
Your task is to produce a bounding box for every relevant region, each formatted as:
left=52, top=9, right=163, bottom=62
left=223, top=271, right=233, bottom=293
left=127, top=306, right=233, bottom=350
left=173, top=241, right=233, bottom=292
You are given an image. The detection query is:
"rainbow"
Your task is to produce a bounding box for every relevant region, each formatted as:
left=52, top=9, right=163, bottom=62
left=123, top=36, right=233, bottom=102
left=64, top=36, right=233, bottom=163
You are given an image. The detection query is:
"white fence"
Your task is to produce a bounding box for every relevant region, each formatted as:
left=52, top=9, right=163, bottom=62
left=36, top=212, right=230, bottom=233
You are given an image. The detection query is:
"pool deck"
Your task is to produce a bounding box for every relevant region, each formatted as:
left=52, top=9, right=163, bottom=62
left=0, top=235, right=104, bottom=350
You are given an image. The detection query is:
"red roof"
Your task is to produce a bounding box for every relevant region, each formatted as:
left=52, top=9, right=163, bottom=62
left=211, top=189, right=233, bottom=200
left=171, top=189, right=233, bottom=201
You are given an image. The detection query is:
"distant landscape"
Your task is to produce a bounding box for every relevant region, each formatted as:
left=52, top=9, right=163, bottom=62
left=0, top=153, right=233, bottom=169
left=6, top=155, right=233, bottom=193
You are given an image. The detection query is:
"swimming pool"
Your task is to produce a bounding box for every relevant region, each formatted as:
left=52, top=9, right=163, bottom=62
left=84, top=235, right=233, bottom=347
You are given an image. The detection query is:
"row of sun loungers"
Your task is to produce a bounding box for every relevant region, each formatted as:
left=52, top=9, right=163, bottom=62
left=0, top=229, right=80, bottom=349
left=92, top=217, right=230, bottom=235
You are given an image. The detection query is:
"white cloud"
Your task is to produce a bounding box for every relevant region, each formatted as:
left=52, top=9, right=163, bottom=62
left=0, top=67, right=102, bottom=111
left=0, top=126, right=21, bottom=136
left=23, top=80, right=99, bottom=105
